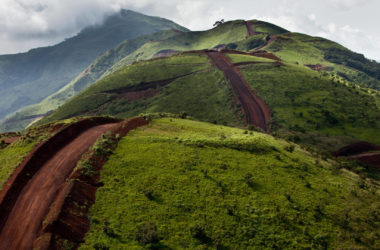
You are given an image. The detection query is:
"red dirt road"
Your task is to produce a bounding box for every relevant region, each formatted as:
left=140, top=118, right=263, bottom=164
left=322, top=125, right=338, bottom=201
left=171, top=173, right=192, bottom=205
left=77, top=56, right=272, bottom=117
left=333, top=142, right=380, bottom=169
left=245, top=20, right=256, bottom=36
left=207, top=51, right=270, bottom=131
left=0, top=123, right=118, bottom=249
left=349, top=152, right=380, bottom=168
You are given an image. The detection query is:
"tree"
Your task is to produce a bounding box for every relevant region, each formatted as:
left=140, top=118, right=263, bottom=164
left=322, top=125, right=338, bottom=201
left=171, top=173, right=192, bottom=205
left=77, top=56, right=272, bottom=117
left=213, top=19, right=225, bottom=27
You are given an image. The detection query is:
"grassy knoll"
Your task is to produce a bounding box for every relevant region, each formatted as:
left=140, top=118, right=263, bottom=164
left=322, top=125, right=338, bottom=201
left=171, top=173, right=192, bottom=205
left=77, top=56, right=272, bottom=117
left=80, top=118, right=380, bottom=249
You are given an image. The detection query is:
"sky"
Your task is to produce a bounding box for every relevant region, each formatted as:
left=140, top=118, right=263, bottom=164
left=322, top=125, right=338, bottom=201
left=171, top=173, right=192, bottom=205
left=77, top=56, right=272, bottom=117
left=0, top=0, right=379, bottom=61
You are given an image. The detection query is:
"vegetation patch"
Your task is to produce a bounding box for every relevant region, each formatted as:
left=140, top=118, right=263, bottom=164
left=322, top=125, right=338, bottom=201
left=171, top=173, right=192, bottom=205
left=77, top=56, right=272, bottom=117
left=81, top=118, right=380, bottom=249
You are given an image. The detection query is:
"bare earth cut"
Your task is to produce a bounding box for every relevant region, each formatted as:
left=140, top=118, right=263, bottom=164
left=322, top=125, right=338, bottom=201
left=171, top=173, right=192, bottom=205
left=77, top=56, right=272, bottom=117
left=207, top=51, right=271, bottom=131
left=245, top=20, right=257, bottom=36
left=0, top=117, right=148, bottom=249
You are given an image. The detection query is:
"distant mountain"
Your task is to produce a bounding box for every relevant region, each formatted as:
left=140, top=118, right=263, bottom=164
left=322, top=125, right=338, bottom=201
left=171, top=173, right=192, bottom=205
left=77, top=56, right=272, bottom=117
left=2, top=18, right=380, bottom=135
left=0, top=9, right=188, bottom=126
left=1, top=20, right=284, bottom=131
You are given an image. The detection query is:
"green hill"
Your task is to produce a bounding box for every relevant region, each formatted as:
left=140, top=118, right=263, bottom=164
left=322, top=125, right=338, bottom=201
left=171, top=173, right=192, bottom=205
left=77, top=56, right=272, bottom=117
left=79, top=118, right=379, bottom=249
left=1, top=20, right=255, bottom=132
left=0, top=9, right=188, bottom=128
left=35, top=49, right=380, bottom=152
left=1, top=117, right=379, bottom=249
left=4, top=18, right=380, bottom=134
left=0, top=13, right=379, bottom=249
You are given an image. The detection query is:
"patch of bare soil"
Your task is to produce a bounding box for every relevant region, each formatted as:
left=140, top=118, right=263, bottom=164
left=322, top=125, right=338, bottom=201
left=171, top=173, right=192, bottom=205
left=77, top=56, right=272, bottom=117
left=123, top=89, right=159, bottom=101
left=154, top=49, right=180, bottom=58
left=245, top=20, right=257, bottom=36
left=333, top=142, right=380, bottom=169
left=305, top=64, right=333, bottom=71
left=207, top=51, right=271, bottom=131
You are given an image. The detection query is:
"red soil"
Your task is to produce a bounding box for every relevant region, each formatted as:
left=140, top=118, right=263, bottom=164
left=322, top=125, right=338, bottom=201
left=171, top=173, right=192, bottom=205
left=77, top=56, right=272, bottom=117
left=105, top=72, right=197, bottom=95
left=259, top=35, right=278, bottom=50
left=2, top=136, right=20, bottom=144
left=333, top=142, right=380, bottom=169
left=349, top=153, right=380, bottom=168
left=123, top=89, right=159, bottom=101
left=154, top=49, right=180, bottom=58
left=0, top=117, right=147, bottom=249
left=207, top=51, right=271, bottom=131
left=305, top=64, right=330, bottom=71
left=245, top=20, right=257, bottom=36
left=219, top=49, right=281, bottom=61
left=251, top=51, right=282, bottom=61
left=34, top=118, right=149, bottom=248
left=234, top=61, right=283, bottom=67
left=332, top=142, right=380, bottom=157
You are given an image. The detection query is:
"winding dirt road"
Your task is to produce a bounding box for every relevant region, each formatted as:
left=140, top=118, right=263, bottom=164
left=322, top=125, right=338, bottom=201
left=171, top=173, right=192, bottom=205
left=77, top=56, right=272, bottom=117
left=0, top=122, right=119, bottom=249
left=207, top=51, right=270, bottom=131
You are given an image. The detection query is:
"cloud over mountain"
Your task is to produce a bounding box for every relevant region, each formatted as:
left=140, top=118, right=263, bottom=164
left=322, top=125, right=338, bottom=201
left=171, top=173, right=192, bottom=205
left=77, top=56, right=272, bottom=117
left=0, top=0, right=379, bottom=61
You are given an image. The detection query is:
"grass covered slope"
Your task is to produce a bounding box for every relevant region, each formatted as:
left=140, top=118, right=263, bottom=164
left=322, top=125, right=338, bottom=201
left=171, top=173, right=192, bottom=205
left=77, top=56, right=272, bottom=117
left=38, top=50, right=380, bottom=152
left=0, top=9, right=188, bottom=129
left=238, top=60, right=380, bottom=148
left=1, top=20, right=252, bottom=132
left=1, top=30, right=183, bottom=132
left=81, top=118, right=380, bottom=249
left=38, top=54, right=243, bottom=127
left=264, top=33, right=380, bottom=90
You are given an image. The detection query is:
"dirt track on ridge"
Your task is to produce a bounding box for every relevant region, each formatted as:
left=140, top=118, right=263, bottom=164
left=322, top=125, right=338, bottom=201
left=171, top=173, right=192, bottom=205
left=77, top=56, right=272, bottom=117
left=245, top=21, right=256, bottom=36
left=207, top=51, right=270, bottom=131
left=0, top=122, right=120, bottom=249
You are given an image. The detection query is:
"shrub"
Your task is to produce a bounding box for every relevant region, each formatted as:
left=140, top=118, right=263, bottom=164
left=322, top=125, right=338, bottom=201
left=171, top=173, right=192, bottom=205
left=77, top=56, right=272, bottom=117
left=285, top=145, right=295, bottom=153
left=190, top=224, right=210, bottom=243
left=244, top=173, right=255, bottom=187
left=135, top=222, right=162, bottom=245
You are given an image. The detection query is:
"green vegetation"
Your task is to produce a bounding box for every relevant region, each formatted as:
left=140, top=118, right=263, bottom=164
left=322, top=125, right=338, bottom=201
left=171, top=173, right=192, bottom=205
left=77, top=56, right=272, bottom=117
left=239, top=61, right=380, bottom=150
left=0, top=9, right=188, bottom=130
left=265, top=33, right=380, bottom=90
left=81, top=118, right=380, bottom=249
left=5, top=29, right=183, bottom=130
left=0, top=128, right=52, bottom=188
left=226, top=53, right=276, bottom=64
left=250, top=20, right=289, bottom=35
left=38, top=54, right=243, bottom=127
left=38, top=49, right=380, bottom=152
left=7, top=15, right=380, bottom=135
left=3, top=20, right=251, bottom=132
left=0, top=116, right=92, bottom=189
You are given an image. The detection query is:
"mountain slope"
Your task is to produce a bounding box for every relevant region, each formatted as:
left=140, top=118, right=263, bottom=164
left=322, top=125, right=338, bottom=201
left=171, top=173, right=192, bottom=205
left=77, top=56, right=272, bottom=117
left=6, top=18, right=380, bottom=134
left=1, top=20, right=285, bottom=132
left=0, top=9, right=188, bottom=125
left=80, top=118, right=380, bottom=249
left=1, top=117, right=379, bottom=249
left=36, top=48, right=380, bottom=152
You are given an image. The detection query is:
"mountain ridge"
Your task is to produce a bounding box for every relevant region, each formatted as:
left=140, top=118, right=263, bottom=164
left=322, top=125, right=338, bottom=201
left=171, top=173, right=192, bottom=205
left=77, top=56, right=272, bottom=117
left=0, top=9, right=188, bottom=126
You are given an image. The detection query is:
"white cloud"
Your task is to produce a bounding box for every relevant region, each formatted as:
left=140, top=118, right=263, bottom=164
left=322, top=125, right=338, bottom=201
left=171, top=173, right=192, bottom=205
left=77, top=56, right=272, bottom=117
left=0, top=0, right=379, bottom=61
left=328, top=0, right=373, bottom=10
